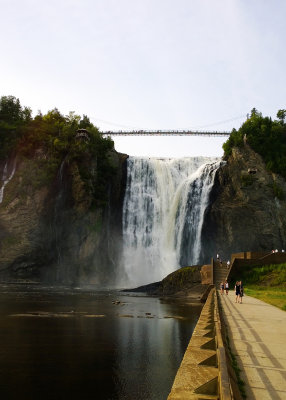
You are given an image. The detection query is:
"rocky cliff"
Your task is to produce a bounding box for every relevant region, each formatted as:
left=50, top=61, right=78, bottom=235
left=201, top=143, right=286, bottom=261
left=1, top=140, right=286, bottom=285
left=123, top=266, right=205, bottom=300
left=0, top=149, right=127, bottom=285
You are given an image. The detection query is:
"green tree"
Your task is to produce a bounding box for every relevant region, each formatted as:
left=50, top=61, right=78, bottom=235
left=223, top=108, right=286, bottom=178
left=79, top=114, right=92, bottom=129
left=0, top=95, right=117, bottom=205
left=0, top=96, right=33, bottom=159
left=277, top=109, right=286, bottom=124
left=0, top=95, right=31, bottom=123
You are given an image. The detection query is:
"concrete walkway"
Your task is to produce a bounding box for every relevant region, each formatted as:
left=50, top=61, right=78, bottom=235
left=220, top=291, right=286, bottom=400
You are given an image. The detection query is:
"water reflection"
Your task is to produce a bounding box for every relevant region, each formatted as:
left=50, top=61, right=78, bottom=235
left=0, top=285, right=202, bottom=400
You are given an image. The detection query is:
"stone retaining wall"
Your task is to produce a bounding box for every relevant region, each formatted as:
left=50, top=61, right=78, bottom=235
left=167, top=288, right=232, bottom=400
left=200, top=264, right=213, bottom=285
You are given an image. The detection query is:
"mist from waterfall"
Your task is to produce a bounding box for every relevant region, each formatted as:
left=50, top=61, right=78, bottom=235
left=121, top=156, right=221, bottom=287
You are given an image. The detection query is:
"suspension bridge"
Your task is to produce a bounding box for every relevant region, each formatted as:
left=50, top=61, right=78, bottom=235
left=101, top=130, right=230, bottom=136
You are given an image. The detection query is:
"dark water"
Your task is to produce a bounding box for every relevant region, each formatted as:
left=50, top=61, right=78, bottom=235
left=0, top=285, right=202, bottom=400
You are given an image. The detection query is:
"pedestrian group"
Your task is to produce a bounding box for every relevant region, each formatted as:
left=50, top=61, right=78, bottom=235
left=220, top=280, right=244, bottom=303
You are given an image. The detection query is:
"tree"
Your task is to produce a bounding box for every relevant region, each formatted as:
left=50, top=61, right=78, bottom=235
left=79, top=114, right=92, bottom=129
left=250, top=108, right=262, bottom=118
left=22, top=106, right=32, bottom=122
left=65, top=111, right=81, bottom=127
left=0, top=95, right=23, bottom=123
left=42, top=108, right=65, bottom=125
left=223, top=108, right=286, bottom=178
left=0, top=96, right=33, bottom=159
left=277, top=109, right=286, bottom=124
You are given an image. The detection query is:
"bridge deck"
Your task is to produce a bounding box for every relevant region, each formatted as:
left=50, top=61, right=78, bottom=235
left=102, top=130, right=230, bottom=136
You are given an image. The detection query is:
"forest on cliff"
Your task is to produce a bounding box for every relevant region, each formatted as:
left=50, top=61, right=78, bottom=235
left=0, top=95, right=116, bottom=206
left=223, top=108, right=286, bottom=178
left=1, top=96, right=286, bottom=178
left=1, top=96, right=286, bottom=203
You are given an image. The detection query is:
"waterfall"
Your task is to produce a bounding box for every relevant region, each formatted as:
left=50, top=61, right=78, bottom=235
left=0, top=160, right=16, bottom=204
left=121, top=156, right=221, bottom=286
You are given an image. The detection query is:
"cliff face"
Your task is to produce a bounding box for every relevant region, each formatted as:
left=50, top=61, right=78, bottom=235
left=201, top=144, right=286, bottom=261
left=0, top=150, right=127, bottom=285
left=1, top=142, right=286, bottom=285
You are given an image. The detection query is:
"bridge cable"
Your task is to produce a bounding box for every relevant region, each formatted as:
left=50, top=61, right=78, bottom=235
left=89, top=113, right=247, bottom=132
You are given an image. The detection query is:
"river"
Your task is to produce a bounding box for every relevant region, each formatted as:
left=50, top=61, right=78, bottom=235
left=0, top=284, right=202, bottom=400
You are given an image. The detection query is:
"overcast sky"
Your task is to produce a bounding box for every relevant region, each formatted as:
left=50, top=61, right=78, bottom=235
left=1, top=0, right=285, bottom=157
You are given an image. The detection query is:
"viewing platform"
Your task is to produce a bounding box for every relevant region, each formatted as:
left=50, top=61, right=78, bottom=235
left=169, top=251, right=286, bottom=399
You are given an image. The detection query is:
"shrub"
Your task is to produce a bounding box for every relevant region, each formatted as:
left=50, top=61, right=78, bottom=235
left=240, top=174, right=254, bottom=187
left=273, top=182, right=284, bottom=200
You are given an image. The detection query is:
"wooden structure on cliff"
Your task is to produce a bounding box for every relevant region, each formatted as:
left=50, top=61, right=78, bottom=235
left=75, top=129, right=90, bottom=141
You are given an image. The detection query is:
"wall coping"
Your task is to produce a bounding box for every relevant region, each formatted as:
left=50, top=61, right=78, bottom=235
left=167, top=288, right=232, bottom=399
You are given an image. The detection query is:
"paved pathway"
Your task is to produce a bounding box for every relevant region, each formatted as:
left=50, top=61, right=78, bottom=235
left=220, top=291, right=286, bottom=400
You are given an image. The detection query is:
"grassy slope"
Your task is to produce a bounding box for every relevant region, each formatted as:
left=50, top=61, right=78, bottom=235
left=237, top=264, right=286, bottom=311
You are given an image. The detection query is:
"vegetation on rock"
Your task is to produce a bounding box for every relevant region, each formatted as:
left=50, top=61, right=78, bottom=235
left=0, top=95, right=116, bottom=206
left=160, top=266, right=201, bottom=294
left=223, top=108, right=286, bottom=178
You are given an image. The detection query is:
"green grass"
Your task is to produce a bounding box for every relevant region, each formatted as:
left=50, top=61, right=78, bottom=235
left=244, top=287, right=286, bottom=310
left=234, top=263, right=286, bottom=311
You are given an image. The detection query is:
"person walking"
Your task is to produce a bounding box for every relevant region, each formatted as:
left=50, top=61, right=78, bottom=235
left=225, top=280, right=229, bottom=295
left=220, top=281, right=224, bottom=295
left=239, top=281, right=244, bottom=303
left=235, top=281, right=241, bottom=303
